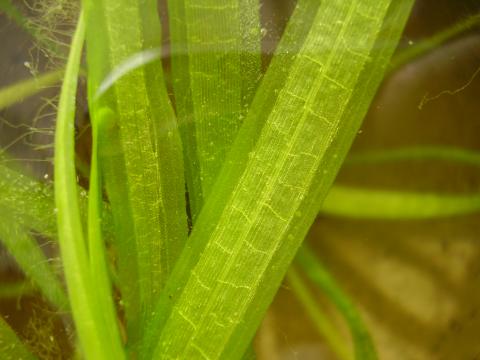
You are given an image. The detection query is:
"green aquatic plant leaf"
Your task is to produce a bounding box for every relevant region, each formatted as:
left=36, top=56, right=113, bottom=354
left=168, top=0, right=261, bottom=220
left=0, top=0, right=36, bottom=38
left=0, top=316, right=37, bottom=360
left=286, top=267, right=352, bottom=360
left=144, top=1, right=414, bottom=359
left=0, top=163, right=57, bottom=238
left=0, top=280, right=36, bottom=299
left=86, top=106, right=125, bottom=357
left=0, top=214, right=67, bottom=310
left=83, top=0, right=188, bottom=344
left=390, top=13, right=480, bottom=70
left=322, top=186, right=480, bottom=219
left=0, top=69, right=64, bottom=111
left=346, top=146, right=480, bottom=167
left=142, top=0, right=320, bottom=354
left=296, top=245, right=377, bottom=360
left=0, top=160, right=113, bottom=241
left=53, top=10, right=124, bottom=359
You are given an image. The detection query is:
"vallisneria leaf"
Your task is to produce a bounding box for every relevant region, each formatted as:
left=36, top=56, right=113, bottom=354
left=0, top=163, right=57, bottom=238
left=86, top=105, right=125, bottom=357
left=0, top=316, right=36, bottom=360
left=0, top=215, right=67, bottom=310
left=169, top=0, right=261, bottom=219
left=0, top=160, right=113, bottom=241
left=322, top=186, right=480, bottom=219
left=83, top=0, right=188, bottom=343
left=346, top=146, right=480, bottom=167
left=0, top=280, right=36, bottom=299
left=390, top=13, right=480, bottom=70
left=296, top=245, right=377, bottom=360
left=142, top=0, right=320, bottom=354
left=0, top=69, right=64, bottom=111
left=0, top=0, right=36, bottom=39
left=286, top=267, right=352, bottom=360
left=54, top=10, right=124, bottom=359
left=145, top=1, right=414, bottom=359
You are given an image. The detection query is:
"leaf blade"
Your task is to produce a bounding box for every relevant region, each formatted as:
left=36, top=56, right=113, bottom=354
left=146, top=1, right=414, bottom=359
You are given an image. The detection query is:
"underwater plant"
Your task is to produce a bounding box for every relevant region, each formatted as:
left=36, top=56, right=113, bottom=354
left=1, top=0, right=480, bottom=359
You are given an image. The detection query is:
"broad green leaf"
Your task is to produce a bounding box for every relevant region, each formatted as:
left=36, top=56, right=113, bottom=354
left=141, top=0, right=321, bottom=354
left=0, top=215, right=67, bottom=310
left=82, top=0, right=188, bottom=341
left=322, top=186, right=480, bottom=219
left=0, top=316, right=36, bottom=360
left=145, top=1, right=414, bottom=359
left=286, top=267, right=352, bottom=360
left=168, top=0, right=261, bottom=220
left=53, top=10, right=124, bottom=359
left=296, top=246, right=377, bottom=360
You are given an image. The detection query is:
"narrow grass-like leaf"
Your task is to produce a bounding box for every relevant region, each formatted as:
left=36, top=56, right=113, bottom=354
left=95, top=110, right=140, bottom=343
left=86, top=107, right=125, bottom=357
left=0, top=316, right=36, bottom=360
left=0, top=70, right=64, bottom=111
left=145, top=1, right=414, bottom=359
left=346, top=146, right=480, bottom=167
left=54, top=10, right=124, bottom=359
left=0, top=215, right=67, bottom=310
left=286, top=267, right=351, bottom=360
left=142, top=0, right=320, bottom=354
left=83, top=0, right=188, bottom=342
left=322, top=186, right=480, bottom=219
left=0, top=0, right=36, bottom=39
left=296, top=245, right=377, bottom=360
left=169, top=0, right=261, bottom=219
left=390, top=13, right=480, bottom=70
left=0, top=280, right=35, bottom=299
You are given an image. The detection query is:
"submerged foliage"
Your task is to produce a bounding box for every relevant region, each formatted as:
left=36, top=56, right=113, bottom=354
left=2, top=0, right=478, bottom=359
